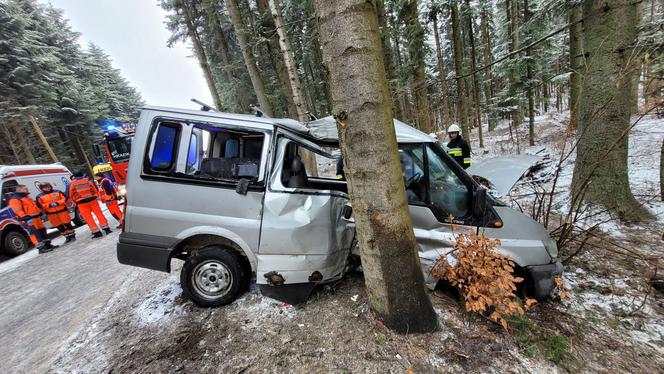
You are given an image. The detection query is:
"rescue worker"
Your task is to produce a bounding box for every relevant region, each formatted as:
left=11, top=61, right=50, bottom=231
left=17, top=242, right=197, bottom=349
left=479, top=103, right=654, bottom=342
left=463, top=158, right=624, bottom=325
left=94, top=173, right=123, bottom=228
left=36, top=182, right=76, bottom=243
left=8, top=185, right=57, bottom=253
left=68, top=170, right=111, bottom=238
left=446, top=123, right=471, bottom=169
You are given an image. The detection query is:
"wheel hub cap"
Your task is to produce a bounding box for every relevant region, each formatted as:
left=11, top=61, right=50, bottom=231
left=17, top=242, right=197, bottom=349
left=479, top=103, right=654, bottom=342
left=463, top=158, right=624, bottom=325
left=193, top=261, right=232, bottom=298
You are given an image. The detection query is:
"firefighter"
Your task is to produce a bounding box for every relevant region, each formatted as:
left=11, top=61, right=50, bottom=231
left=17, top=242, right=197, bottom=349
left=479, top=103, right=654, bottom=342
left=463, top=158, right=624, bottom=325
left=446, top=123, right=471, bottom=169
left=68, top=170, right=111, bottom=238
left=36, top=182, right=76, bottom=243
left=8, top=185, right=57, bottom=253
left=94, top=173, right=123, bottom=228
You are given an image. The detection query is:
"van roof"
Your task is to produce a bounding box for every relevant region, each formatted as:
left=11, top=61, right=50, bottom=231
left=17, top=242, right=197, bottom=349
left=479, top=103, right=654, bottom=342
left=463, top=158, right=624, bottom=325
left=143, top=106, right=435, bottom=144
left=0, top=164, right=70, bottom=180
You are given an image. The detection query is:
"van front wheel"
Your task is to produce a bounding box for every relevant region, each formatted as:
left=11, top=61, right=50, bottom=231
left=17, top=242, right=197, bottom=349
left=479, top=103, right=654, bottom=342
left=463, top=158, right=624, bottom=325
left=180, top=246, right=244, bottom=307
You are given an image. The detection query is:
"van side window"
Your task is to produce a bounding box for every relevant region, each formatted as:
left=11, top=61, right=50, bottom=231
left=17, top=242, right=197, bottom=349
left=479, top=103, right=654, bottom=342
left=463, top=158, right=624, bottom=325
left=279, top=141, right=347, bottom=193
left=150, top=124, right=179, bottom=171
left=1, top=180, right=18, bottom=209
left=425, top=144, right=470, bottom=218
left=183, top=125, right=264, bottom=182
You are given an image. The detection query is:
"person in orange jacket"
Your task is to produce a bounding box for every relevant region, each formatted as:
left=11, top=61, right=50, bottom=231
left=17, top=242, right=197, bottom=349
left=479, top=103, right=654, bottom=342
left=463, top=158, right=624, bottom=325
left=68, top=170, right=111, bottom=239
left=8, top=185, right=57, bottom=253
left=36, top=182, right=76, bottom=243
left=94, top=173, right=123, bottom=229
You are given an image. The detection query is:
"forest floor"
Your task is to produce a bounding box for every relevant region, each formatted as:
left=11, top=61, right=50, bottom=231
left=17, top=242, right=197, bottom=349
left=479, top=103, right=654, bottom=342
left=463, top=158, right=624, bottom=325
left=8, top=113, right=663, bottom=373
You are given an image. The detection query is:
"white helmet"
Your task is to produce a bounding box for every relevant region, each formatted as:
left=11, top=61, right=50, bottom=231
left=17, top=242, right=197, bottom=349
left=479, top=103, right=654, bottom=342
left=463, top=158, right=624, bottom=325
left=447, top=123, right=461, bottom=133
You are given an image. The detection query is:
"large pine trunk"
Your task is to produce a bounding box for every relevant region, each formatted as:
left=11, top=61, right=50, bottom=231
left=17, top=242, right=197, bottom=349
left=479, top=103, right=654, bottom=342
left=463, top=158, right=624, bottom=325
left=568, top=2, right=583, bottom=130
left=464, top=0, right=484, bottom=147
left=377, top=0, right=405, bottom=121
left=181, top=1, right=224, bottom=111
left=268, top=0, right=318, bottom=175
left=571, top=0, right=651, bottom=221
left=431, top=9, right=453, bottom=131
left=480, top=1, right=496, bottom=131
left=506, top=0, right=522, bottom=128
left=524, top=0, right=535, bottom=146
left=403, top=0, right=434, bottom=134
left=225, top=0, right=274, bottom=116
left=314, top=0, right=438, bottom=333
left=450, top=0, right=471, bottom=142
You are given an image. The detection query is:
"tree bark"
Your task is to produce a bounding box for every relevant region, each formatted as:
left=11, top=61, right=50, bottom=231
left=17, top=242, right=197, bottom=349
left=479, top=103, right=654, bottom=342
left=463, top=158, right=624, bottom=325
left=225, top=0, right=274, bottom=116
left=403, top=0, right=434, bottom=133
left=480, top=1, right=496, bottom=131
left=28, top=115, right=58, bottom=162
left=450, top=0, right=471, bottom=142
left=431, top=8, right=453, bottom=131
left=181, top=1, right=224, bottom=111
left=268, top=0, right=318, bottom=175
left=389, top=11, right=410, bottom=122
left=661, top=138, right=664, bottom=201
left=571, top=0, right=651, bottom=221
left=14, top=122, right=36, bottom=164
left=524, top=0, right=535, bottom=146
left=315, top=0, right=438, bottom=333
left=464, top=0, right=483, bottom=147
left=506, top=0, right=522, bottom=127
left=569, top=2, right=583, bottom=130
left=255, top=0, right=297, bottom=118
left=377, top=0, right=405, bottom=121
left=1, top=122, right=21, bottom=163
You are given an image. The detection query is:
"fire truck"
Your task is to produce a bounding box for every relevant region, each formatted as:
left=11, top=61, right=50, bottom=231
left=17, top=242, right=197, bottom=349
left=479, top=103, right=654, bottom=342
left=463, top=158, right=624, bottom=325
left=92, top=120, right=135, bottom=185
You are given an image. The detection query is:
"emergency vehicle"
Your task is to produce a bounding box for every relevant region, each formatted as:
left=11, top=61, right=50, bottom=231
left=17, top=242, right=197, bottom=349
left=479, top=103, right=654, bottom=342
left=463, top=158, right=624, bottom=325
left=0, top=164, right=81, bottom=256
left=92, top=120, right=135, bottom=186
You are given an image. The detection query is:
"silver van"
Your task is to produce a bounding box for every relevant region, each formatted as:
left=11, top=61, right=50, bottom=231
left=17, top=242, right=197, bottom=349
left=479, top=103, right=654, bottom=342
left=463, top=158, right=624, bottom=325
left=117, top=106, right=562, bottom=306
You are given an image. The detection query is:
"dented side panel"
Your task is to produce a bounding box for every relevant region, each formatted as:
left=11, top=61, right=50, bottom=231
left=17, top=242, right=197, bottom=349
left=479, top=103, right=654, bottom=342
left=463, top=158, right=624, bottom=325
left=257, top=134, right=354, bottom=285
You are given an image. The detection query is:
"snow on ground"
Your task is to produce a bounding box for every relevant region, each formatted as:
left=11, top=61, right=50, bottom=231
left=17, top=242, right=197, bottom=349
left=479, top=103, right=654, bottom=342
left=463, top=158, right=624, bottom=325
left=134, top=274, right=184, bottom=326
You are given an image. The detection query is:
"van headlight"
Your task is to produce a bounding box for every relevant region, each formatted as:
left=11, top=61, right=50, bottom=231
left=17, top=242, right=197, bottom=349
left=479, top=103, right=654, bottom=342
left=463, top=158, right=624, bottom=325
left=543, top=239, right=558, bottom=258
left=118, top=186, right=127, bottom=196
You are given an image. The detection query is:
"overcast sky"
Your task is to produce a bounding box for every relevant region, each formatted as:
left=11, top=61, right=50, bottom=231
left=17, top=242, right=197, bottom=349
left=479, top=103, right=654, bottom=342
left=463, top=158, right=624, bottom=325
left=44, top=0, right=214, bottom=110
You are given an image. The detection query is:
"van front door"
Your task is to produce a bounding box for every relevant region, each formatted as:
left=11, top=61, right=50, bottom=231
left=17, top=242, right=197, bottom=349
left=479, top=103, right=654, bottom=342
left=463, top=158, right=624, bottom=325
left=257, top=129, right=354, bottom=292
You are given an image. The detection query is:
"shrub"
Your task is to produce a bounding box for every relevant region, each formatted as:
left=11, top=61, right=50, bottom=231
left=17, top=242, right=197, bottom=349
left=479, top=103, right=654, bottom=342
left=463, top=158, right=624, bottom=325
left=431, top=230, right=537, bottom=329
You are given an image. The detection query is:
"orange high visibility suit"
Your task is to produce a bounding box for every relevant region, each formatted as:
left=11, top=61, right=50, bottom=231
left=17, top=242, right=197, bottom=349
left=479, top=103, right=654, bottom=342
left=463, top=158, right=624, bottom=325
left=36, top=190, right=75, bottom=239
left=68, top=177, right=108, bottom=233
left=97, top=178, right=123, bottom=222
left=8, top=193, right=46, bottom=245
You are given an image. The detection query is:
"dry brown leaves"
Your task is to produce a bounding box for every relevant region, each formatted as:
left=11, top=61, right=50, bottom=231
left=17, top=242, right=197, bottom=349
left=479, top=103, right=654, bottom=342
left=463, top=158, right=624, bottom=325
left=431, top=230, right=537, bottom=330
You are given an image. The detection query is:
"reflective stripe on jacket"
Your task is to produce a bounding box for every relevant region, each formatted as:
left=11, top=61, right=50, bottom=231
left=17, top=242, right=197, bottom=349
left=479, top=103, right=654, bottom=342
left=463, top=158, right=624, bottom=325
left=98, top=178, right=118, bottom=203
left=36, top=191, right=68, bottom=214
left=446, top=136, right=471, bottom=169
left=68, top=178, right=98, bottom=203
left=8, top=195, right=41, bottom=219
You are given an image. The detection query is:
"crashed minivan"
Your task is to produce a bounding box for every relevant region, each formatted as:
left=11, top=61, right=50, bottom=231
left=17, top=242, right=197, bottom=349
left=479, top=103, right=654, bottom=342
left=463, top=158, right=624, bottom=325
left=117, top=106, right=562, bottom=306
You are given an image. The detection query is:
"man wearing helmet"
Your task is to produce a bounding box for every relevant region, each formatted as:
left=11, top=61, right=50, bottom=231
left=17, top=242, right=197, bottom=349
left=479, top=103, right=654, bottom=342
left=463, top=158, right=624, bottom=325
left=446, top=123, right=471, bottom=169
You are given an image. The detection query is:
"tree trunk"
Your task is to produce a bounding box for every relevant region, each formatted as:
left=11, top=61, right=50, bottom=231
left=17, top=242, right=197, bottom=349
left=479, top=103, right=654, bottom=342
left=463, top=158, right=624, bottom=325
left=450, top=0, right=471, bottom=142
left=464, top=0, right=483, bottom=147
left=377, top=0, right=405, bottom=121
left=569, top=2, right=583, bottom=130
left=571, top=0, right=651, bottom=221
left=181, top=1, right=224, bottom=111
left=314, top=0, right=438, bottom=333
left=661, top=138, right=663, bottom=201
left=480, top=1, right=496, bottom=131
left=506, top=0, right=522, bottom=128
left=524, top=0, right=535, bottom=146
left=268, top=0, right=318, bottom=175
left=225, top=0, right=274, bottom=116
left=431, top=10, right=453, bottom=131
left=14, top=122, right=36, bottom=164
left=1, top=122, right=21, bottom=163
left=28, top=115, right=59, bottom=163
left=403, top=0, right=434, bottom=133
left=390, top=13, right=410, bottom=122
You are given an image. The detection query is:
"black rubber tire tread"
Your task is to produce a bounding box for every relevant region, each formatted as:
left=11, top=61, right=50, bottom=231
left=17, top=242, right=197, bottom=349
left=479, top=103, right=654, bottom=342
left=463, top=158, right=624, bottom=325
left=72, top=208, right=85, bottom=227
left=180, top=246, right=245, bottom=307
left=3, top=230, right=30, bottom=257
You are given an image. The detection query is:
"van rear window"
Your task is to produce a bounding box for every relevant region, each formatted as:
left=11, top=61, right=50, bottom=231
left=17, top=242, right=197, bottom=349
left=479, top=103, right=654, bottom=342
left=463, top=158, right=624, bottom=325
left=150, top=124, right=179, bottom=171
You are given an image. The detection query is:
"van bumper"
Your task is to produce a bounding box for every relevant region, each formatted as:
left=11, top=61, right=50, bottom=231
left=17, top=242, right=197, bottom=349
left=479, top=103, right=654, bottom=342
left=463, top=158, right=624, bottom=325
left=116, top=232, right=178, bottom=272
left=526, top=261, right=563, bottom=299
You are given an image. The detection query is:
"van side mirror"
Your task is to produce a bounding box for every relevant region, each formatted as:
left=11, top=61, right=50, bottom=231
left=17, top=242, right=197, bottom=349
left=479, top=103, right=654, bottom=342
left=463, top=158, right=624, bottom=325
left=472, top=187, right=487, bottom=218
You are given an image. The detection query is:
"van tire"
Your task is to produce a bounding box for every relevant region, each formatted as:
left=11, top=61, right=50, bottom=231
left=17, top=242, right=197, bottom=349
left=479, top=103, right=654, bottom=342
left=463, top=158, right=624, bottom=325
left=3, top=230, right=30, bottom=257
left=180, top=246, right=245, bottom=307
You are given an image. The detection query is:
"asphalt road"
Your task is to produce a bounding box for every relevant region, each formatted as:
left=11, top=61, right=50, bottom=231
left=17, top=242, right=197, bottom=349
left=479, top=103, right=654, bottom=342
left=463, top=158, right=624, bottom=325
left=0, top=222, right=136, bottom=374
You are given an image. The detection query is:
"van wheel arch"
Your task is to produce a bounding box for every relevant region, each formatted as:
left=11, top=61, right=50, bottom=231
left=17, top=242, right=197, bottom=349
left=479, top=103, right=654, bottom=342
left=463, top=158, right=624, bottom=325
left=1, top=225, right=31, bottom=257
left=170, top=234, right=253, bottom=290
